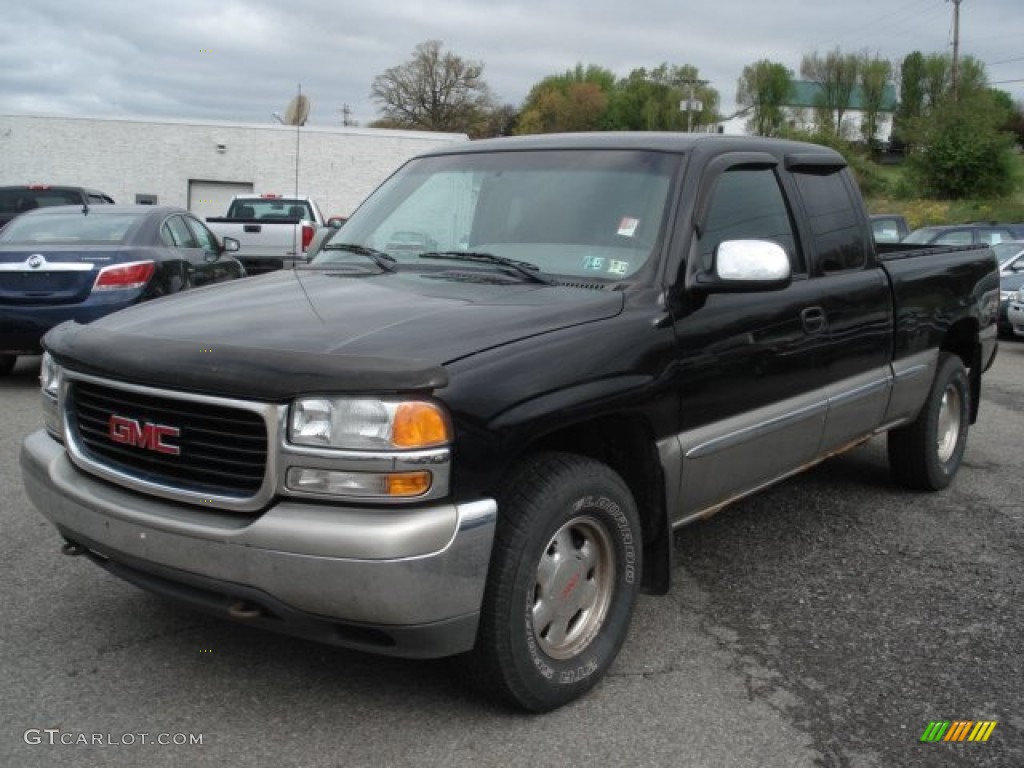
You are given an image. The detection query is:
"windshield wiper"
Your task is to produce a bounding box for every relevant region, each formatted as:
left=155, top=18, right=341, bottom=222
left=418, top=251, right=556, bottom=285
left=317, top=243, right=398, bottom=273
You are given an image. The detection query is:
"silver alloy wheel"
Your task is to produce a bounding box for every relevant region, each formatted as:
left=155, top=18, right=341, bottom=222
left=936, top=383, right=962, bottom=463
left=531, top=515, right=615, bottom=660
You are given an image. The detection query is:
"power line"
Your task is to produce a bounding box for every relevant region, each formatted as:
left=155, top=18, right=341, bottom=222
left=986, top=56, right=1024, bottom=67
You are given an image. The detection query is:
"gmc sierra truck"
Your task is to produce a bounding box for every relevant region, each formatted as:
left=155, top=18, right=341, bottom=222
left=21, top=133, right=999, bottom=712
left=205, top=194, right=325, bottom=274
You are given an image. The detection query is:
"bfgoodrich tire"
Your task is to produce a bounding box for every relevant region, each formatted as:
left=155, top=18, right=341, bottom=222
left=471, top=452, right=642, bottom=712
left=887, top=352, right=970, bottom=491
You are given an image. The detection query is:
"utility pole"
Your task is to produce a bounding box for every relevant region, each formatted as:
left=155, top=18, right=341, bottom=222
left=949, top=0, right=962, bottom=102
left=678, top=78, right=708, bottom=133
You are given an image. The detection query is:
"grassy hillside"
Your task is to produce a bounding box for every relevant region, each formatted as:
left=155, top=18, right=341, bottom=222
left=864, top=153, right=1024, bottom=228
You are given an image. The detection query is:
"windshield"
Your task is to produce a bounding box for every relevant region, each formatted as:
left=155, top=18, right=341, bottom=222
left=315, top=149, right=679, bottom=282
left=0, top=212, right=140, bottom=243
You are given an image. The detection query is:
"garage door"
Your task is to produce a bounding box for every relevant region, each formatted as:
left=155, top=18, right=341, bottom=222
left=188, top=180, right=253, bottom=222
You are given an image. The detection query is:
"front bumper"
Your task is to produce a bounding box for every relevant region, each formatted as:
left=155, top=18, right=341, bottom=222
left=21, top=429, right=497, bottom=658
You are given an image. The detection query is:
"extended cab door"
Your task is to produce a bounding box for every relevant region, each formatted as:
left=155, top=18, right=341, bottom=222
left=668, top=157, right=829, bottom=519
left=787, top=159, right=894, bottom=454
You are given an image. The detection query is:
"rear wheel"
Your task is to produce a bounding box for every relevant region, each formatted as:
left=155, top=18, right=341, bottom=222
left=888, top=352, right=970, bottom=490
left=471, top=452, right=641, bottom=712
left=0, top=355, right=15, bottom=376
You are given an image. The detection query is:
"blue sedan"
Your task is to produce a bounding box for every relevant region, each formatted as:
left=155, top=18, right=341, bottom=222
left=0, top=205, right=244, bottom=374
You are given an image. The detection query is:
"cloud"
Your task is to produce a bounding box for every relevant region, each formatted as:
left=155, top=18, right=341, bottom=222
left=0, top=0, right=1019, bottom=128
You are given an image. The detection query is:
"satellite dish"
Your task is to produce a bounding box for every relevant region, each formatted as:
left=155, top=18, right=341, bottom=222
left=283, top=94, right=310, bottom=126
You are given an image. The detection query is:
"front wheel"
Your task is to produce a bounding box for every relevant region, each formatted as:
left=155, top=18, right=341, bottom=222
left=0, top=355, right=16, bottom=376
left=471, top=452, right=642, bottom=712
left=888, top=352, right=970, bottom=490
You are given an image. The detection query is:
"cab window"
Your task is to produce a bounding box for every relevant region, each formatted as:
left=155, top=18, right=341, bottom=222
left=699, top=168, right=801, bottom=273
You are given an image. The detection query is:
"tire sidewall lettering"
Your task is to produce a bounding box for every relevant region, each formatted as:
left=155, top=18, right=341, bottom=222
left=572, top=494, right=636, bottom=585
left=521, top=492, right=638, bottom=685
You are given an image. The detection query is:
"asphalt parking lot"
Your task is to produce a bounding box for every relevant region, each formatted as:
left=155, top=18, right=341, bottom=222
left=1, top=348, right=1021, bottom=768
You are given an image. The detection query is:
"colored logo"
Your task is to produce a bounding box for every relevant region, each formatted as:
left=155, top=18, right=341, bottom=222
left=920, top=720, right=997, bottom=743
left=107, top=414, right=181, bottom=456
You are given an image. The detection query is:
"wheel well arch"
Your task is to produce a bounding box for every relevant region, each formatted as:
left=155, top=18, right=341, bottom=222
left=512, top=413, right=672, bottom=595
left=941, top=317, right=981, bottom=423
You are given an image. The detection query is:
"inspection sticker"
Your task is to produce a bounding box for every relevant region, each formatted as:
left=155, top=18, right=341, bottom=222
left=617, top=217, right=640, bottom=237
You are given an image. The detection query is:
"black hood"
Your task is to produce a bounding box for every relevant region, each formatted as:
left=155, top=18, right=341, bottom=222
left=44, top=269, right=623, bottom=399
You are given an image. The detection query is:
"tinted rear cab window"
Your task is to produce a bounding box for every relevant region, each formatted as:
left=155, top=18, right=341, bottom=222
left=0, top=188, right=83, bottom=215
left=792, top=169, right=868, bottom=273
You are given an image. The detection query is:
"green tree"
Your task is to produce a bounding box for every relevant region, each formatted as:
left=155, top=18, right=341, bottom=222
left=516, top=64, right=615, bottom=134
left=736, top=59, right=794, bottom=137
left=858, top=54, right=893, bottom=148
left=370, top=40, right=494, bottom=134
left=904, top=89, right=1017, bottom=199
left=800, top=48, right=860, bottom=137
left=607, top=64, right=719, bottom=132
left=893, top=51, right=926, bottom=148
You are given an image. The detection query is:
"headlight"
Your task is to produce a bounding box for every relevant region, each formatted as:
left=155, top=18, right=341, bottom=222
left=289, top=397, right=450, bottom=450
left=40, top=352, right=60, bottom=396
left=39, top=352, right=64, bottom=439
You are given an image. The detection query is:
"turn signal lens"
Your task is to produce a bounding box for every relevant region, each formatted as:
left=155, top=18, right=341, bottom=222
left=385, top=471, right=432, bottom=496
left=392, top=402, right=449, bottom=448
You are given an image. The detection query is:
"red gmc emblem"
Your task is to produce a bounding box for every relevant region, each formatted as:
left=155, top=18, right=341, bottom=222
left=107, top=414, right=181, bottom=456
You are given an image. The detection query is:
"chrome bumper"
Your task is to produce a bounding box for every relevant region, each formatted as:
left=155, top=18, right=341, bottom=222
left=20, top=429, right=497, bottom=658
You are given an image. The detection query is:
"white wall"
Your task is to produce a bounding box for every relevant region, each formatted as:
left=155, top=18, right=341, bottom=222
left=0, top=114, right=468, bottom=218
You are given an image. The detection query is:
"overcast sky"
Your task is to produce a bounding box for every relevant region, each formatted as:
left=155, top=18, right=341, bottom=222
left=1, top=0, right=1020, bottom=131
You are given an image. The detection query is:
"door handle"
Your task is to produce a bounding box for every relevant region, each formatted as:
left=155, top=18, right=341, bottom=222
left=801, top=306, right=827, bottom=334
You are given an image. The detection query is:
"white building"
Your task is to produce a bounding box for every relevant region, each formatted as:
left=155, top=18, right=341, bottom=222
left=0, top=114, right=468, bottom=221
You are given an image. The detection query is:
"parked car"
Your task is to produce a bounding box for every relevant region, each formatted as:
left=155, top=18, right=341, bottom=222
left=0, top=205, right=243, bottom=374
left=903, top=223, right=1017, bottom=247
left=869, top=214, right=910, bottom=243
left=1007, top=283, right=1024, bottom=336
left=0, top=184, right=115, bottom=229
left=993, top=240, right=1024, bottom=272
left=998, top=264, right=1024, bottom=336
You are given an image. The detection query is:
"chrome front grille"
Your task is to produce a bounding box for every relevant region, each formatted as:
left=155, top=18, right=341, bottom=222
left=65, top=375, right=279, bottom=510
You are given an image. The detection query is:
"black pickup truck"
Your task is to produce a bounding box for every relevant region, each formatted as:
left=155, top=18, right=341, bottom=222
left=21, top=133, right=999, bottom=712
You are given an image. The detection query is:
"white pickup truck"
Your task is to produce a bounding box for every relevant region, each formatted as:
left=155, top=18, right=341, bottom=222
left=206, top=194, right=325, bottom=275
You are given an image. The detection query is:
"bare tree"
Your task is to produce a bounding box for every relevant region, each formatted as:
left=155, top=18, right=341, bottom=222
left=801, top=48, right=860, bottom=137
left=370, top=40, right=494, bottom=134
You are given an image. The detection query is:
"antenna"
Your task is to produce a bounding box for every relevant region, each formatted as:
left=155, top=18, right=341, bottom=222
left=282, top=85, right=308, bottom=265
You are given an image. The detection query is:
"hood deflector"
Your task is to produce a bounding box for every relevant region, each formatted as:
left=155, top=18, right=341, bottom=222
left=44, top=322, right=448, bottom=400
